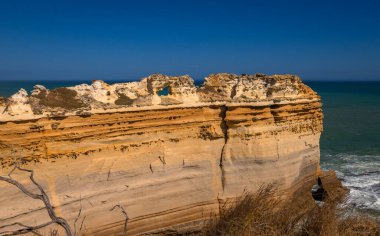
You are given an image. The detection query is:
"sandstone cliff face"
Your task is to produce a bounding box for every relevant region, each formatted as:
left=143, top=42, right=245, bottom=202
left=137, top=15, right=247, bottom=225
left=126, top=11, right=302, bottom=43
left=0, top=74, right=322, bottom=235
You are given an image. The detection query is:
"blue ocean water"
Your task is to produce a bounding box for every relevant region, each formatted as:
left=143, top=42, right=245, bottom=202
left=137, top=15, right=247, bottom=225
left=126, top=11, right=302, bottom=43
left=0, top=80, right=379, bottom=216
left=306, top=81, right=380, bottom=217
left=0, top=80, right=97, bottom=97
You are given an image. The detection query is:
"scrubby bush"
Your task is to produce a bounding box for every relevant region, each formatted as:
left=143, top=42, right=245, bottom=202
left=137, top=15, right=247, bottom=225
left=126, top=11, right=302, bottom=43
left=115, top=94, right=134, bottom=106
left=34, top=88, right=84, bottom=109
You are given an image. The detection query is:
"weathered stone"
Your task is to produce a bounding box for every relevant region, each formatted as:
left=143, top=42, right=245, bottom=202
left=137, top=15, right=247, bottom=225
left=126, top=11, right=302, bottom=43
left=0, top=73, right=322, bottom=235
left=31, top=84, right=48, bottom=96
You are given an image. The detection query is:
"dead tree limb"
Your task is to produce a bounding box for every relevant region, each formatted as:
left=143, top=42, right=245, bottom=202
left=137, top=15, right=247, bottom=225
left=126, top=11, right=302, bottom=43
left=73, top=197, right=83, bottom=236
left=0, top=221, right=53, bottom=235
left=0, top=164, right=73, bottom=236
left=79, top=216, right=87, bottom=234
left=110, top=204, right=129, bottom=235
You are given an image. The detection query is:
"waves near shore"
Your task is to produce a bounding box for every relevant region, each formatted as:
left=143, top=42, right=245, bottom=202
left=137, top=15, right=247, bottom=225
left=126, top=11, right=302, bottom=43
left=322, top=153, right=380, bottom=217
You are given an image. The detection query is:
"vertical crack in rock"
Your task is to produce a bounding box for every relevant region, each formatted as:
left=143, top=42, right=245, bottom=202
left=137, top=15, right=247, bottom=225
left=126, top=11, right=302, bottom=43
left=107, top=160, right=116, bottom=181
left=230, top=76, right=241, bottom=99
left=270, top=105, right=281, bottom=161
left=276, top=136, right=280, bottom=160
left=219, top=105, right=228, bottom=191
left=149, top=164, right=153, bottom=173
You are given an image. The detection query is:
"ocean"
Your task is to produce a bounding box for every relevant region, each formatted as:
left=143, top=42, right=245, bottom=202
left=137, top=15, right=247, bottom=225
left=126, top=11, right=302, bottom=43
left=309, top=81, right=380, bottom=217
left=0, top=80, right=379, bottom=217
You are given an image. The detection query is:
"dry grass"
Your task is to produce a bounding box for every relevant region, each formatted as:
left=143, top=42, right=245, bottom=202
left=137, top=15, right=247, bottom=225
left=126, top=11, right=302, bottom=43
left=338, top=216, right=380, bottom=236
left=203, top=180, right=379, bottom=236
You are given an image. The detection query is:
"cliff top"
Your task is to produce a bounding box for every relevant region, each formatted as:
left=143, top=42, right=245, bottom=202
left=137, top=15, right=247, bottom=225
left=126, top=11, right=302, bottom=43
left=0, top=73, right=319, bottom=121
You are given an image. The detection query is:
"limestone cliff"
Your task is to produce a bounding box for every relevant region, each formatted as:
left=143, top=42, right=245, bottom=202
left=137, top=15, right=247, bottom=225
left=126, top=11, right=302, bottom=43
left=0, top=73, right=322, bottom=235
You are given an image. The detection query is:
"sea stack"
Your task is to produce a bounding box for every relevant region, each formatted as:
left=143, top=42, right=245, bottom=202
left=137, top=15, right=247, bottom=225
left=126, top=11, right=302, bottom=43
left=0, top=73, right=323, bottom=235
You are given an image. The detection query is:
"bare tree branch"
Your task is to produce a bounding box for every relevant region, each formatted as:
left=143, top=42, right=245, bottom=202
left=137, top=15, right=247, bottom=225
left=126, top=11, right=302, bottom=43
left=0, top=164, right=73, bottom=236
left=0, top=221, right=54, bottom=235
left=79, top=216, right=87, bottom=234
left=7, top=164, right=17, bottom=177
left=73, top=197, right=83, bottom=236
left=110, top=204, right=129, bottom=235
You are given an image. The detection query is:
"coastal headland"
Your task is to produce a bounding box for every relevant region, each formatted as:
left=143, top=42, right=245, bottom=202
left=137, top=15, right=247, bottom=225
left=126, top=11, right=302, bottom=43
left=0, top=73, right=323, bottom=235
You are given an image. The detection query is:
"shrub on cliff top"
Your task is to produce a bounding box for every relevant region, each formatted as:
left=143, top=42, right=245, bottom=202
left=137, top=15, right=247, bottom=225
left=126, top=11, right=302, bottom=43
left=115, top=93, right=134, bottom=106
left=34, top=87, right=84, bottom=109
left=0, top=97, right=5, bottom=105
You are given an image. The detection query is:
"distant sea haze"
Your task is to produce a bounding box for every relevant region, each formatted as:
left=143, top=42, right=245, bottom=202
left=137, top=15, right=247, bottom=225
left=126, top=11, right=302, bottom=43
left=1, top=80, right=379, bottom=218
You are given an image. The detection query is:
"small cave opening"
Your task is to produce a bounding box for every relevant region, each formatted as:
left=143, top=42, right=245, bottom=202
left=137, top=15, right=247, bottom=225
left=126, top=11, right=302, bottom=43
left=157, top=86, right=170, bottom=96
left=311, top=177, right=326, bottom=201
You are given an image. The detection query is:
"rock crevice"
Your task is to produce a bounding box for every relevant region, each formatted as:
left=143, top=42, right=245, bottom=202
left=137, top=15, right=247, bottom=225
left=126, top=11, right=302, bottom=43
left=219, top=105, right=228, bottom=191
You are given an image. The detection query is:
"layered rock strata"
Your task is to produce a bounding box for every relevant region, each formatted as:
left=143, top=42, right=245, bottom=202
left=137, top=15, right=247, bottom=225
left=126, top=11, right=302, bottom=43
left=0, top=73, right=322, bottom=235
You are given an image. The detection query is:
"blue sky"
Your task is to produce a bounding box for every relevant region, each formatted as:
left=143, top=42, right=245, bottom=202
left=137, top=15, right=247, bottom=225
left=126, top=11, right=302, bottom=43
left=0, top=0, right=379, bottom=81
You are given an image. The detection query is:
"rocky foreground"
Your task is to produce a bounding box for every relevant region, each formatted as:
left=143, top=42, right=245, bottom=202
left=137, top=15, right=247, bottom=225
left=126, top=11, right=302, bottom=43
left=0, top=73, right=323, bottom=235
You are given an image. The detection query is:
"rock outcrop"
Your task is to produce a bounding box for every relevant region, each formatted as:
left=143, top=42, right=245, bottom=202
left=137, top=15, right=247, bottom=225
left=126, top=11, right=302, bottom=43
left=0, top=73, right=323, bottom=235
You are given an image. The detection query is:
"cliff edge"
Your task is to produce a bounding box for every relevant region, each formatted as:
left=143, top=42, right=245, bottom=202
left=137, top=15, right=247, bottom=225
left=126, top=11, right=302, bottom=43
left=0, top=73, right=323, bottom=235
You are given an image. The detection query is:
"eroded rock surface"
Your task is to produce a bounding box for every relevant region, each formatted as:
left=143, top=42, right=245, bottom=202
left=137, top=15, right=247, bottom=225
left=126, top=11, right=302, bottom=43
left=0, top=73, right=322, bottom=235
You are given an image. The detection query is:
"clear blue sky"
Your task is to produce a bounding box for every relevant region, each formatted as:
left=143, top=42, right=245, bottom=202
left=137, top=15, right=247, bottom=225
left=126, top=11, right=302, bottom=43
left=0, top=0, right=379, bottom=81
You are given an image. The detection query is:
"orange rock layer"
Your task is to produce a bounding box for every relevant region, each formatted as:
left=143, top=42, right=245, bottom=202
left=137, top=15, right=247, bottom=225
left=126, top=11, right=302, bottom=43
left=0, top=74, right=322, bottom=235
